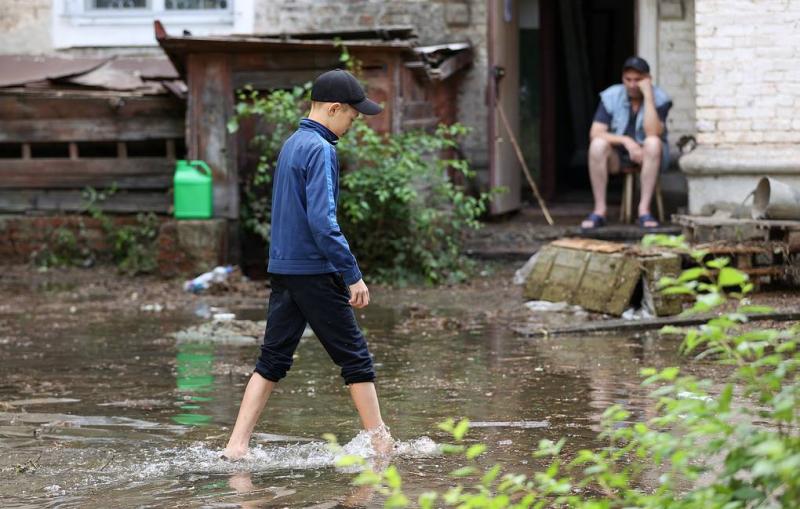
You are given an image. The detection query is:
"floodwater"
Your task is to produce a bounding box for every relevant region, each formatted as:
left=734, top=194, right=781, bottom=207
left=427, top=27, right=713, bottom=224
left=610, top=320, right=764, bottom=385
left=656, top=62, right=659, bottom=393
left=0, top=290, right=687, bottom=508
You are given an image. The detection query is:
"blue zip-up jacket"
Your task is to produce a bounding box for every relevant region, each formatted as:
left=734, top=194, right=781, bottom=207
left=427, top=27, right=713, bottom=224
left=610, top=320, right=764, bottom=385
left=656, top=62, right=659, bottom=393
left=267, top=118, right=362, bottom=285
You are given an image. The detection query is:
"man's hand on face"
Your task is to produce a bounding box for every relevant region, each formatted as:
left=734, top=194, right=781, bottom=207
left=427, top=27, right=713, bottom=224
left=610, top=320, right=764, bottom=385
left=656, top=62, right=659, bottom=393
left=348, top=279, right=370, bottom=309
left=637, top=77, right=653, bottom=96
left=624, top=137, right=644, bottom=164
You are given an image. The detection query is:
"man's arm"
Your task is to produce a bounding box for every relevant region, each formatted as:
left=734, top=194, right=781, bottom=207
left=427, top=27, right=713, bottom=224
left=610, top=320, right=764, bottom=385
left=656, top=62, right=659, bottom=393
left=590, top=121, right=633, bottom=146
left=639, top=77, right=664, bottom=137
left=590, top=102, right=640, bottom=153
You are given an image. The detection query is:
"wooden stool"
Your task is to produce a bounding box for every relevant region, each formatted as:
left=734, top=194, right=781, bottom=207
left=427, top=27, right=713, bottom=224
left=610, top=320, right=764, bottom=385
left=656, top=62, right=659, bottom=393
left=619, top=166, right=665, bottom=224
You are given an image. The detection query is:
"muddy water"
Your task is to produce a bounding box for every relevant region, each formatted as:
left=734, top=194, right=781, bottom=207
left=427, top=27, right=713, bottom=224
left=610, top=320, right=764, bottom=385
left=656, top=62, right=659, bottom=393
left=0, top=296, right=685, bottom=508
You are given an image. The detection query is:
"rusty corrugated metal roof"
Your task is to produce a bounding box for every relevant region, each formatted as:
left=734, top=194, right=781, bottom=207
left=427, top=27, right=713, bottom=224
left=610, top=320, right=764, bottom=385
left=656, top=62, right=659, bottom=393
left=0, top=55, right=107, bottom=88
left=153, top=20, right=472, bottom=82
left=0, top=55, right=182, bottom=97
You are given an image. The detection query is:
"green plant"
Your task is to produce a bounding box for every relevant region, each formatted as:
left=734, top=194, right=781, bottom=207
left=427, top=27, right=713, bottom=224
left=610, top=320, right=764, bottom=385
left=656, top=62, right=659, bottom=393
left=30, top=223, right=92, bottom=269
left=84, top=187, right=160, bottom=275
left=229, top=85, right=494, bottom=284
left=228, top=84, right=309, bottom=244
left=31, top=186, right=160, bottom=275
left=330, top=235, right=798, bottom=507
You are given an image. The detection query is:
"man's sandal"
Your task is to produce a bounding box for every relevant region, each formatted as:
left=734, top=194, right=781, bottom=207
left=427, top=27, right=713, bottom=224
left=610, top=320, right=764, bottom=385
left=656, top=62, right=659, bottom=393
left=637, top=213, right=660, bottom=229
left=580, top=213, right=606, bottom=230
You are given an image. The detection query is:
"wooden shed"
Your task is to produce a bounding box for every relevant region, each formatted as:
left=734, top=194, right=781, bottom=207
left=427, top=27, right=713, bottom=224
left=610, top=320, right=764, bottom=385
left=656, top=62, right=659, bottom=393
left=0, top=55, right=186, bottom=214
left=154, top=21, right=473, bottom=227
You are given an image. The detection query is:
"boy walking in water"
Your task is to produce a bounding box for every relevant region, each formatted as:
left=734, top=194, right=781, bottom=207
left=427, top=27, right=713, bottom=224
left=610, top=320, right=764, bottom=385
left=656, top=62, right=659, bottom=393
left=223, top=69, right=392, bottom=460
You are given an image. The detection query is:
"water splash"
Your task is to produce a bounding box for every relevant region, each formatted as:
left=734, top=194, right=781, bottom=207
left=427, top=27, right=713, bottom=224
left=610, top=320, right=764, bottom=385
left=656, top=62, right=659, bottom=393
left=97, top=431, right=439, bottom=486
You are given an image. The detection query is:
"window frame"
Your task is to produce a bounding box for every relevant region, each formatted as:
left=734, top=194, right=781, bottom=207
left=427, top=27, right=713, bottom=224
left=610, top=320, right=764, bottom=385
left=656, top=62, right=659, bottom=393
left=53, top=0, right=253, bottom=48
left=71, top=0, right=234, bottom=24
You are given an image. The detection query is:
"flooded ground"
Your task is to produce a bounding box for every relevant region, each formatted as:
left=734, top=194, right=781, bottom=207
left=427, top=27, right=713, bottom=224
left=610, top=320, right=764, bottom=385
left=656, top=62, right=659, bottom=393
left=0, top=266, right=718, bottom=508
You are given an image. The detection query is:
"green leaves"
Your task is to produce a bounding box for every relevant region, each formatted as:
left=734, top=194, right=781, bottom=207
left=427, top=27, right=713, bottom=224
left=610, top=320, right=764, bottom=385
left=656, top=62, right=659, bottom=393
left=466, top=444, right=487, bottom=460
left=718, top=267, right=749, bottom=287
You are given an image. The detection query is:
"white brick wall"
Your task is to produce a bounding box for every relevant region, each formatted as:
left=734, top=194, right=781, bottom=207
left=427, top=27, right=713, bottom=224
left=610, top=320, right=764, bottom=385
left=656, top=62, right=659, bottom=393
left=0, top=0, right=51, bottom=54
left=695, top=0, right=800, bottom=147
left=658, top=0, right=696, bottom=156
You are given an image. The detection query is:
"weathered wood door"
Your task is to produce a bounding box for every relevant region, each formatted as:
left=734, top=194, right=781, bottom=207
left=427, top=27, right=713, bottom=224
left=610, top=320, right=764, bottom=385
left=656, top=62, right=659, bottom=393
left=489, top=0, right=522, bottom=214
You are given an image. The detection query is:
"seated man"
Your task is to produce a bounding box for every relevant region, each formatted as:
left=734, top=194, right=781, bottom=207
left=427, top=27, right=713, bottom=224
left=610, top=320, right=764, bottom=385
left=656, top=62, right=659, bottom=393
left=581, top=56, right=672, bottom=229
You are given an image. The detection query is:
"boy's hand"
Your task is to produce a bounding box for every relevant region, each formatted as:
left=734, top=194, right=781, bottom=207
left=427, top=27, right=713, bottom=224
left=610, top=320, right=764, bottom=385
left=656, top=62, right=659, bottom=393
left=349, top=279, right=370, bottom=308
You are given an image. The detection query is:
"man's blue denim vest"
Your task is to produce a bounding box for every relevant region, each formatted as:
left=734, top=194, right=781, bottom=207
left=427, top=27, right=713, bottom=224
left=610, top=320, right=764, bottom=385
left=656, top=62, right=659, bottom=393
left=599, top=83, right=672, bottom=170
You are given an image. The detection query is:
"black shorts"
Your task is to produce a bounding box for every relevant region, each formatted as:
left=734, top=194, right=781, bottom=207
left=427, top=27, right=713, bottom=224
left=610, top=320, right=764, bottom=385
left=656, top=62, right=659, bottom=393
left=614, top=145, right=635, bottom=169
left=254, top=273, right=375, bottom=385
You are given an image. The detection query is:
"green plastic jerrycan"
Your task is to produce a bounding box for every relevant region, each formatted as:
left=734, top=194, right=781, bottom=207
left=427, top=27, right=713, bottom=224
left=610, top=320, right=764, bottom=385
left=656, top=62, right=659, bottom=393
left=173, top=160, right=213, bottom=219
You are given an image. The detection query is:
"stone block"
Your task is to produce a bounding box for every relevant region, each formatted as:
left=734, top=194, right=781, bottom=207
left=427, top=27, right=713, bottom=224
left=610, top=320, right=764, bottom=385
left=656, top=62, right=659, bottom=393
left=157, top=219, right=227, bottom=277
left=523, top=240, right=641, bottom=316
left=640, top=252, right=684, bottom=316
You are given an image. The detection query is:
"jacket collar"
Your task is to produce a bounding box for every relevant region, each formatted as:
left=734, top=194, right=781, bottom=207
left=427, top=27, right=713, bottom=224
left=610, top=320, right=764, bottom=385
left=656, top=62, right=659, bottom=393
left=299, top=118, right=339, bottom=145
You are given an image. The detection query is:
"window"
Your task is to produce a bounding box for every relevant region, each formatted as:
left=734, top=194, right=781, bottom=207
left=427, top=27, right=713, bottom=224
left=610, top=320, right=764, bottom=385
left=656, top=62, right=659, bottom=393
left=54, top=0, right=254, bottom=48
left=166, top=0, right=228, bottom=9
left=89, top=0, right=149, bottom=9
left=84, top=0, right=230, bottom=12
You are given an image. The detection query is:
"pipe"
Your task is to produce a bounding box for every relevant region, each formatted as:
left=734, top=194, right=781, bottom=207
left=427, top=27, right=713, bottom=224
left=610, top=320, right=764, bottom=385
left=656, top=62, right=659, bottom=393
left=751, top=177, right=800, bottom=220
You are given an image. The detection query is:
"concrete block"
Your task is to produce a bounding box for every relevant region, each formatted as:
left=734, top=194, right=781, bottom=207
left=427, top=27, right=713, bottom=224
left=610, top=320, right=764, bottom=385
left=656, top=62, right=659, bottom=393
left=524, top=240, right=641, bottom=316
left=157, top=219, right=227, bottom=277
left=640, top=252, right=684, bottom=316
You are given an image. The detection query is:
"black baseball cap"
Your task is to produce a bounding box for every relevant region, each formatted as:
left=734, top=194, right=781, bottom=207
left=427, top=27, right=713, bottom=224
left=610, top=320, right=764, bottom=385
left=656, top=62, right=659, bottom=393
left=311, top=69, right=383, bottom=116
left=622, top=56, right=650, bottom=74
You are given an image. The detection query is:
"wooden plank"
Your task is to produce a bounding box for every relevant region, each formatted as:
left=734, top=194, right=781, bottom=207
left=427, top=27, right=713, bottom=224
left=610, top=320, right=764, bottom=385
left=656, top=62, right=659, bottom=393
left=673, top=214, right=800, bottom=230
left=0, top=159, right=174, bottom=189
left=426, top=49, right=473, bottom=81
left=0, top=190, right=170, bottom=213
left=0, top=118, right=185, bottom=142
left=0, top=95, right=184, bottom=120
left=551, top=238, right=627, bottom=253
left=188, top=53, right=237, bottom=219
left=513, top=310, right=800, bottom=338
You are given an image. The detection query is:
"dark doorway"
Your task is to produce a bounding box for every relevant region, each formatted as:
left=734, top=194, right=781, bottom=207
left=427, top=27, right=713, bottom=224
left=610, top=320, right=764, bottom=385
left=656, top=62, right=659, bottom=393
left=537, top=0, right=635, bottom=201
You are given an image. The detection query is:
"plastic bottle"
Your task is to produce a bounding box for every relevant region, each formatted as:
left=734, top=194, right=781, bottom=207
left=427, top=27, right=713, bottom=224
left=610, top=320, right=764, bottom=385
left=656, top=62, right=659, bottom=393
left=183, top=266, right=234, bottom=293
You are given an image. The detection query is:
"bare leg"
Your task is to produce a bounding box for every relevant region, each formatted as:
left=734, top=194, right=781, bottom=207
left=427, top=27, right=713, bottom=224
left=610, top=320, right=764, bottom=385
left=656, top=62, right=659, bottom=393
left=349, top=382, right=393, bottom=455
left=638, top=136, right=662, bottom=225
left=582, top=137, right=620, bottom=227
left=223, top=373, right=276, bottom=460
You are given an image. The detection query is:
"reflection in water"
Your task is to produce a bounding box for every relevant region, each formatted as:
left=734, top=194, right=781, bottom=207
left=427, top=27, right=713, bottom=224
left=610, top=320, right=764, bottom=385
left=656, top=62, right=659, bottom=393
left=173, top=342, right=215, bottom=426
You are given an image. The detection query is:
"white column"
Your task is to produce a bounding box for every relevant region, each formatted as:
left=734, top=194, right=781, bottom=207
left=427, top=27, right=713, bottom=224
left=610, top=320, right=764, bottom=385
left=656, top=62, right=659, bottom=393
left=637, top=0, right=659, bottom=81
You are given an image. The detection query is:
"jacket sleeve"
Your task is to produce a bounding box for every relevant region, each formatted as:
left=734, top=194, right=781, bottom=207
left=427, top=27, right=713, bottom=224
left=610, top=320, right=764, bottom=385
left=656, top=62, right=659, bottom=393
left=305, top=142, right=363, bottom=285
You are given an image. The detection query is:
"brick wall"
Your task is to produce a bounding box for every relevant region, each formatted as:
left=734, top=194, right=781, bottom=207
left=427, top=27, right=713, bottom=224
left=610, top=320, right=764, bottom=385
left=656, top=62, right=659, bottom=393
left=0, top=0, right=51, bottom=54
left=658, top=0, right=696, bottom=155
left=254, top=0, right=489, bottom=171
left=695, top=0, right=800, bottom=146
left=0, top=215, right=226, bottom=276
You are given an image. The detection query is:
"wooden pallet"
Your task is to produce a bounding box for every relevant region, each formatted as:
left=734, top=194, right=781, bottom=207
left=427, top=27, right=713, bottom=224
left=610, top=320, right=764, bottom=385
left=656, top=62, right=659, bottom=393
left=673, top=214, right=800, bottom=246
left=646, top=215, right=800, bottom=286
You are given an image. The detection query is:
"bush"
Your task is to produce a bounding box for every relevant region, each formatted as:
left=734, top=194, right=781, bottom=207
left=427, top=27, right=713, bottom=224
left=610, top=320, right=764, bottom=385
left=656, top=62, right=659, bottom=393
left=31, top=187, right=159, bottom=275
left=329, top=235, right=799, bottom=508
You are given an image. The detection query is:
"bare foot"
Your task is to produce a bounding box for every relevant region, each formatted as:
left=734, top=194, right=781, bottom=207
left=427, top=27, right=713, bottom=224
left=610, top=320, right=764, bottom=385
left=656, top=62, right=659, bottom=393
left=221, top=444, right=248, bottom=461
left=368, top=424, right=395, bottom=457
